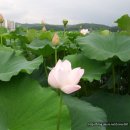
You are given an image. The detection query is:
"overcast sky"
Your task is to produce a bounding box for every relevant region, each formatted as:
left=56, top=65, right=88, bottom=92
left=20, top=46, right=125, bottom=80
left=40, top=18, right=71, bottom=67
left=0, top=0, right=130, bottom=26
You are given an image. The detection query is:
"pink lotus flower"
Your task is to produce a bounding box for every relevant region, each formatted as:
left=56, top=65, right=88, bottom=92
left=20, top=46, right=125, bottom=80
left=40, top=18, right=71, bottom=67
left=48, top=60, right=84, bottom=94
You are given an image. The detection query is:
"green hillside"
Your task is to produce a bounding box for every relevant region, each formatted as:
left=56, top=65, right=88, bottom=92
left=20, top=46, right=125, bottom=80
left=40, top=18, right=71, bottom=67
left=16, top=23, right=118, bottom=31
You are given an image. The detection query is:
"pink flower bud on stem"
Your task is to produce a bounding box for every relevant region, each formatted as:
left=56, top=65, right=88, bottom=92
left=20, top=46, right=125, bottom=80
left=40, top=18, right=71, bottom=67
left=52, top=33, right=60, bottom=46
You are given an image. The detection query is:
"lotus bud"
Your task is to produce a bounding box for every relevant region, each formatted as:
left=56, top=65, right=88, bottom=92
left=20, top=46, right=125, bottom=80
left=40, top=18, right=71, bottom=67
left=63, top=19, right=68, bottom=27
left=80, top=29, right=89, bottom=35
left=0, top=14, right=4, bottom=24
left=52, top=33, right=60, bottom=46
left=42, top=26, right=47, bottom=32
left=41, top=19, right=47, bottom=32
left=41, top=19, right=45, bottom=26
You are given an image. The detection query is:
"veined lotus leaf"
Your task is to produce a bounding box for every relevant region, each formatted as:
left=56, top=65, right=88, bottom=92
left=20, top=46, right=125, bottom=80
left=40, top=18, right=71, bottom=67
left=64, top=95, right=107, bottom=130
left=78, top=33, right=130, bottom=62
left=0, top=77, right=71, bottom=130
left=26, top=29, right=38, bottom=42
left=39, top=31, right=53, bottom=41
left=115, top=14, right=130, bottom=32
left=26, top=39, right=55, bottom=57
left=0, top=27, right=7, bottom=34
left=85, top=91, right=130, bottom=130
left=0, top=46, right=43, bottom=81
left=64, top=54, right=110, bottom=82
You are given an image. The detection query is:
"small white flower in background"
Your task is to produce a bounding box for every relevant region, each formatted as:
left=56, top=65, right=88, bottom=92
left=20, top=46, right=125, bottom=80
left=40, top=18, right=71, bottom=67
left=80, top=29, right=89, bottom=35
left=48, top=60, right=84, bottom=94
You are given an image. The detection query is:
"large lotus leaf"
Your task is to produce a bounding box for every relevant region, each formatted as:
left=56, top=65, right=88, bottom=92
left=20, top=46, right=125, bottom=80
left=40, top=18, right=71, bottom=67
left=26, top=39, right=55, bottom=57
left=0, top=77, right=71, bottom=130
left=39, top=31, right=53, bottom=41
left=26, top=29, right=38, bottom=42
left=0, top=27, right=7, bottom=34
left=78, top=33, right=130, bottom=62
left=0, top=46, right=43, bottom=81
left=64, top=54, right=110, bottom=82
left=14, top=27, right=27, bottom=36
left=63, top=95, right=107, bottom=130
left=100, top=30, right=110, bottom=36
left=115, top=14, right=130, bottom=32
left=85, top=92, right=130, bottom=130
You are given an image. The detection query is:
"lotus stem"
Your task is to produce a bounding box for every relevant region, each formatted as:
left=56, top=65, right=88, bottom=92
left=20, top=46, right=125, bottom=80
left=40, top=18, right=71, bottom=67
left=63, top=27, right=66, bottom=37
left=57, top=91, right=62, bottom=130
left=43, top=58, right=48, bottom=78
left=54, top=45, right=62, bottom=130
left=128, top=64, right=130, bottom=94
left=112, top=65, right=116, bottom=93
left=55, top=47, right=57, bottom=64
left=12, top=39, right=16, bottom=50
left=0, top=35, right=3, bottom=46
left=10, top=39, right=11, bottom=44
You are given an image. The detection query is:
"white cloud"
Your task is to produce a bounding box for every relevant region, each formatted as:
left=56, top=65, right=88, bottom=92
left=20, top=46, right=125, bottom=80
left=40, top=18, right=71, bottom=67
left=0, top=0, right=130, bottom=25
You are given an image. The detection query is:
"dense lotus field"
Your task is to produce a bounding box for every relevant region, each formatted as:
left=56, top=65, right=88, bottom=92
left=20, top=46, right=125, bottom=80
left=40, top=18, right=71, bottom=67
left=0, top=14, right=130, bottom=130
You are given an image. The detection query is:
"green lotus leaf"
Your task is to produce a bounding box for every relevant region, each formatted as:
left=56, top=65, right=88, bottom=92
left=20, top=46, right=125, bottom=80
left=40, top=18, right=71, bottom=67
left=0, top=77, right=71, bottom=130
left=0, top=27, right=7, bottom=34
left=0, top=46, right=43, bottom=81
left=100, top=30, right=110, bottom=36
left=26, top=39, right=55, bottom=57
left=85, top=91, right=130, bottom=130
left=64, top=54, right=110, bottom=82
left=64, top=95, right=107, bottom=130
left=39, top=31, right=53, bottom=41
left=115, top=14, right=130, bottom=32
left=78, top=33, right=130, bottom=62
left=26, top=29, right=38, bottom=42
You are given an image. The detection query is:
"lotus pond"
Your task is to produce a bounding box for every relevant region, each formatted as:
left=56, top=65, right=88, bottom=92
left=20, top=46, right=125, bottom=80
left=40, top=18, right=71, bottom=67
left=0, top=15, right=130, bottom=130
